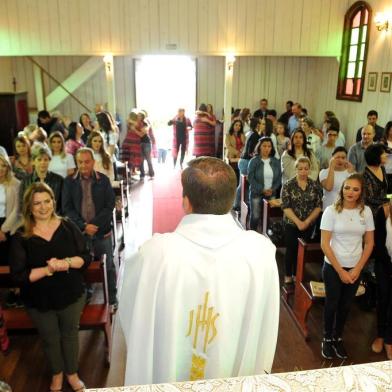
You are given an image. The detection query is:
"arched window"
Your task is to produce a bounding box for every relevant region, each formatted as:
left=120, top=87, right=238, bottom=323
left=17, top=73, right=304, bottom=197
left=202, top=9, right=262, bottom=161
left=336, top=1, right=372, bottom=102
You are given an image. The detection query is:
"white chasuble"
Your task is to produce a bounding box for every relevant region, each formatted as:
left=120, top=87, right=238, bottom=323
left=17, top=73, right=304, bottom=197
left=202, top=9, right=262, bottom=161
left=118, top=213, right=280, bottom=386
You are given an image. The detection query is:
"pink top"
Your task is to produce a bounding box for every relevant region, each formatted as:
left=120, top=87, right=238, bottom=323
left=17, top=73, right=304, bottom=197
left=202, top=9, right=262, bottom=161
left=66, top=139, right=85, bottom=156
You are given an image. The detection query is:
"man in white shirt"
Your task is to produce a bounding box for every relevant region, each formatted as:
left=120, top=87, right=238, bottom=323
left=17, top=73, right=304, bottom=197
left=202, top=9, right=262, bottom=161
left=288, top=103, right=303, bottom=134
left=119, top=157, right=280, bottom=386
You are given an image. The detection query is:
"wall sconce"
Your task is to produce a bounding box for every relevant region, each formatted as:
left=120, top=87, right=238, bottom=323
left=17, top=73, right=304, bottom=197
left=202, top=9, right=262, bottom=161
left=103, top=54, right=114, bottom=72
left=226, top=54, right=236, bottom=71
left=374, top=12, right=390, bottom=31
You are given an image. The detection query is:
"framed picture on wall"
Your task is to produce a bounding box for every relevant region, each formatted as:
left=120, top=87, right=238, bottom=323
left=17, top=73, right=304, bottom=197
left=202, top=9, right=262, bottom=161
left=380, top=72, right=392, bottom=93
left=367, top=72, right=377, bottom=91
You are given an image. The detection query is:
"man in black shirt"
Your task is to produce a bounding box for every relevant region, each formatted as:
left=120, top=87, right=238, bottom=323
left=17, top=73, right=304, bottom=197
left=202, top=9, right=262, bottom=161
left=278, top=101, right=293, bottom=125
left=37, top=110, right=65, bottom=137
left=168, top=109, right=192, bottom=168
left=355, top=110, right=384, bottom=142
left=253, top=98, right=268, bottom=119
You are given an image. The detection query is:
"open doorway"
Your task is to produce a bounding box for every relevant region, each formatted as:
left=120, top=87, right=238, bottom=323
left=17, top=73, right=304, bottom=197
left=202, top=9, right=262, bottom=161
left=135, top=55, right=196, bottom=167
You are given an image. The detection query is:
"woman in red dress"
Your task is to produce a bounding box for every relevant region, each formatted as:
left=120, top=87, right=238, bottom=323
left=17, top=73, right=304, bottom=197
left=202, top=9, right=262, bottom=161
left=193, top=103, right=216, bottom=157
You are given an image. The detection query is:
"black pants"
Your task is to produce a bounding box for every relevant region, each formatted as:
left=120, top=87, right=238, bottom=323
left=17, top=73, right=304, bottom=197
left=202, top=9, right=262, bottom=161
left=174, top=138, right=186, bottom=167
left=284, top=223, right=314, bottom=277
left=374, top=260, right=392, bottom=344
left=0, top=217, right=10, bottom=266
left=322, top=262, right=360, bottom=339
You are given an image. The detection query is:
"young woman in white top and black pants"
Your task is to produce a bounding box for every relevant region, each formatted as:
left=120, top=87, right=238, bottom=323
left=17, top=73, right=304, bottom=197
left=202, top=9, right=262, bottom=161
left=320, top=173, right=374, bottom=359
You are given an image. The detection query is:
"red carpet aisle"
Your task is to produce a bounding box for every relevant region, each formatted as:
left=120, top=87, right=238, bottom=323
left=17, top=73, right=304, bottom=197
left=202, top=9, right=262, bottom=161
left=152, top=167, right=185, bottom=233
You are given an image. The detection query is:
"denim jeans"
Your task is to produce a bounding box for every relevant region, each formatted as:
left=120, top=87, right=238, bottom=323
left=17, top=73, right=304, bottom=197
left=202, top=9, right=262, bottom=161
left=158, top=148, right=167, bottom=163
left=140, top=142, right=155, bottom=177
left=249, top=197, right=263, bottom=230
left=233, top=159, right=249, bottom=209
left=322, top=262, right=360, bottom=339
left=87, top=235, right=117, bottom=305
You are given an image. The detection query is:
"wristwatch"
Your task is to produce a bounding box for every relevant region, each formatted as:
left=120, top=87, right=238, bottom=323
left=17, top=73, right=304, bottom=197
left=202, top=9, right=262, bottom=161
left=46, top=266, right=54, bottom=276
left=65, top=257, right=72, bottom=271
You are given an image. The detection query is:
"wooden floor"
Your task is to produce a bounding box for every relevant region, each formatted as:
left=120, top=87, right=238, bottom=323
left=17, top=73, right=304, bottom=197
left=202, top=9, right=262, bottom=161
left=0, top=163, right=388, bottom=391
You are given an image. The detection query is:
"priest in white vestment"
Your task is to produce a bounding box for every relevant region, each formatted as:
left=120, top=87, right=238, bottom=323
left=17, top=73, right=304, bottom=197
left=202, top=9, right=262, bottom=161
left=119, top=157, right=280, bottom=385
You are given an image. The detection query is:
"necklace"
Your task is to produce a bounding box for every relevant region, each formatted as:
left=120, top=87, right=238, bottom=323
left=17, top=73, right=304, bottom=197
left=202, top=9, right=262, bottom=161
left=344, top=207, right=358, bottom=221
left=17, top=157, right=31, bottom=169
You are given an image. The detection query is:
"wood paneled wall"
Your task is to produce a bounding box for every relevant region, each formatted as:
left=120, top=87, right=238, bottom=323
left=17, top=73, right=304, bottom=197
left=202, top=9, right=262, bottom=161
left=1, top=0, right=347, bottom=56
left=232, top=56, right=319, bottom=117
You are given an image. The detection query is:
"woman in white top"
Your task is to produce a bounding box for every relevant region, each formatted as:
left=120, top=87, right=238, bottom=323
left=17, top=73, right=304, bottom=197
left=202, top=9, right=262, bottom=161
left=0, top=154, right=21, bottom=265
left=48, top=132, right=76, bottom=178
left=96, top=111, right=119, bottom=158
left=320, top=173, right=374, bottom=360
left=300, top=116, right=321, bottom=156
left=240, top=108, right=251, bottom=137
left=87, top=131, right=115, bottom=183
left=319, top=147, right=354, bottom=210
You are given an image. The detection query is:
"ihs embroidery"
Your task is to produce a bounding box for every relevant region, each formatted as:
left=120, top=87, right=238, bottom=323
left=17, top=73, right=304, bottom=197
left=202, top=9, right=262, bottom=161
left=186, top=292, right=219, bottom=381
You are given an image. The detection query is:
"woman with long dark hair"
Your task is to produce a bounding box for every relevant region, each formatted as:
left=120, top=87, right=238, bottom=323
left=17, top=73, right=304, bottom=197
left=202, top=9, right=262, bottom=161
left=281, top=128, right=319, bottom=184
left=363, top=144, right=388, bottom=217
left=225, top=120, right=245, bottom=160
left=65, top=122, right=85, bottom=156
left=247, top=137, right=281, bottom=231
left=87, top=131, right=114, bottom=183
left=10, top=182, right=90, bottom=391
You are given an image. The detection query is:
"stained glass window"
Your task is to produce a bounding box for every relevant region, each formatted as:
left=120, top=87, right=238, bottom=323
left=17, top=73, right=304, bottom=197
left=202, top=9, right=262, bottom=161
left=336, top=2, right=371, bottom=102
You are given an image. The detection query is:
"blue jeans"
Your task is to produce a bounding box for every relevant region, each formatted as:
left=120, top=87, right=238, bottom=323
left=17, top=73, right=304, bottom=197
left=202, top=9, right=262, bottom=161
left=140, top=142, right=155, bottom=177
left=233, top=159, right=249, bottom=209
left=87, top=235, right=117, bottom=305
left=158, top=148, right=167, bottom=163
left=249, top=197, right=263, bottom=230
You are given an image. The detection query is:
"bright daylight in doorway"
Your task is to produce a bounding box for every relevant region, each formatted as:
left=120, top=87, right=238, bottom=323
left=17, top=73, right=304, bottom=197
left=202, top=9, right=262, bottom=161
left=135, top=55, right=196, bottom=164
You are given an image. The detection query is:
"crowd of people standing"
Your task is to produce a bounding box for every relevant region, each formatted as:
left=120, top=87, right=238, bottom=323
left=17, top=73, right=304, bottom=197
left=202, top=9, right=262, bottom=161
left=1, top=98, right=392, bottom=389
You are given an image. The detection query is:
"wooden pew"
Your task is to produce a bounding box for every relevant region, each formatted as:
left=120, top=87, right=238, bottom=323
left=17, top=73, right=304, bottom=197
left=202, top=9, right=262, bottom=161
left=262, top=199, right=284, bottom=246
left=283, top=238, right=324, bottom=340
left=113, top=181, right=126, bottom=254
left=116, top=162, right=130, bottom=218
left=1, top=257, right=112, bottom=365
left=240, top=174, right=249, bottom=229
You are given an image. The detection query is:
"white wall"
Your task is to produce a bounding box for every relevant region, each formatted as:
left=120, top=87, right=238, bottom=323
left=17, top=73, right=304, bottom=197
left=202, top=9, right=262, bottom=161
left=2, top=0, right=391, bottom=146
left=1, top=0, right=347, bottom=56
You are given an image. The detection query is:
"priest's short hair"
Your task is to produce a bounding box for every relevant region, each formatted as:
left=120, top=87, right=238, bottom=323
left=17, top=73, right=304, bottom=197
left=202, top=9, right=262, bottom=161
left=181, top=157, right=237, bottom=215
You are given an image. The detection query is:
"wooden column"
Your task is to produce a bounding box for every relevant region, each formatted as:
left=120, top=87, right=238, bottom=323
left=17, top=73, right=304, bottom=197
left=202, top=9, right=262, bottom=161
left=33, top=61, right=45, bottom=110
left=103, top=54, right=116, bottom=115
left=223, top=55, right=235, bottom=158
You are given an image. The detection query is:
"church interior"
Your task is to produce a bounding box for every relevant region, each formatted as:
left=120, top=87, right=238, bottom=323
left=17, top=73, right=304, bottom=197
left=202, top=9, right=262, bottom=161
left=1, top=0, right=392, bottom=391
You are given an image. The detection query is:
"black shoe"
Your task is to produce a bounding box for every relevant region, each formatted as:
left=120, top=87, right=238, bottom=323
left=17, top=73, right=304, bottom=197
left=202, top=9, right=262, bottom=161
left=110, top=300, right=119, bottom=314
left=85, top=286, right=94, bottom=304
left=321, top=338, right=335, bottom=359
left=5, top=291, right=17, bottom=308
left=333, top=338, right=348, bottom=359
